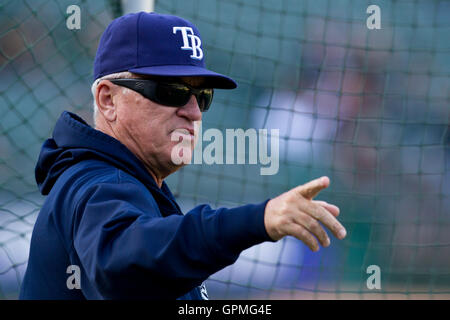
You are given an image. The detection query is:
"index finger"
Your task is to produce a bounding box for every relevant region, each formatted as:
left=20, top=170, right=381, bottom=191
left=294, top=176, right=330, bottom=200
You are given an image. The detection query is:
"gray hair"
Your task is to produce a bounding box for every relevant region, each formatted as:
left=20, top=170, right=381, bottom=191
left=91, top=71, right=140, bottom=126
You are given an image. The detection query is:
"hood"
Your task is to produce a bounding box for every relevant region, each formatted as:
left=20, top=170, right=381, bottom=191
left=35, top=111, right=180, bottom=211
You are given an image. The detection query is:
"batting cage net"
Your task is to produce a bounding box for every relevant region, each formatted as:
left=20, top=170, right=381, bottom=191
left=0, top=0, right=449, bottom=299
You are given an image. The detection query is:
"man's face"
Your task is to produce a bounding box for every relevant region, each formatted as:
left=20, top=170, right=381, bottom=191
left=110, top=76, right=204, bottom=176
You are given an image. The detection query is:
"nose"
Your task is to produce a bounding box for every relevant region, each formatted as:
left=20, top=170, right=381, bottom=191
left=176, top=95, right=202, bottom=121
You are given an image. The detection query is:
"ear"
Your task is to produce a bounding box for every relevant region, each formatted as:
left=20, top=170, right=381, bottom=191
left=96, top=80, right=117, bottom=122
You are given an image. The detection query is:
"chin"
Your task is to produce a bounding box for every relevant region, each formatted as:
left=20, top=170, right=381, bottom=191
left=165, top=146, right=193, bottom=168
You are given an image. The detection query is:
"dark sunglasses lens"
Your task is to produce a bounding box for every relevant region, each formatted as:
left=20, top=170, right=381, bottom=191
left=155, top=84, right=191, bottom=107
left=199, top=89, right=213, bottom=111
left=116, top=80, right=213, bottom=112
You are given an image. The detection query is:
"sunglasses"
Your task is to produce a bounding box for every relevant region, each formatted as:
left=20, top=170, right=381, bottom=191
left=109, top=79, right=214, bottom=112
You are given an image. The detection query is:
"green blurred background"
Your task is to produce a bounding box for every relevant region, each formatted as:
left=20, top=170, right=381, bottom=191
left=0, top=0, right=449, bottom=299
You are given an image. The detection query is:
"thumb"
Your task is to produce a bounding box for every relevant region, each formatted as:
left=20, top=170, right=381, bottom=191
left=294, top=176, right=330, bottom=200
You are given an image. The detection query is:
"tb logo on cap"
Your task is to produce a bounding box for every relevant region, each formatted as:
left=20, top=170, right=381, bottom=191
left=173, top=27, right=203, bottom=60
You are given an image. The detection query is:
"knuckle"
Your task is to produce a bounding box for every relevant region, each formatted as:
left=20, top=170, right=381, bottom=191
left=284, top=198, right=295, bottom=209
left=298, top=201, right=312, bottom=216
left=298, top=227, right=310, bottom=240
left=303, top=231, right=316, bottom=246
left=311, top=207, right=323, bottom=220
left=333, top=222, right=343, bottom=233
left=279, top=215, right=292, bottom=227
left=284, top=210, right=298, bottom=224
left=306, top=237, right=319, bottom=251
left=276, top=201, right=290, bottom=217
left=316, top=227, right=327, bottom=239
left=313, top=227, right=327, bottom=242
left=287, top=192, right=300, bottom=204
left=308, top=220, right=321, bottom=234
left=279, top=202, right=288, bottom=214
left=282, top=195, right=296, bottom=209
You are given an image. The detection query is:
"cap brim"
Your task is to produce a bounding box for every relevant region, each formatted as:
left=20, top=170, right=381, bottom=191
left=128, top=65, right=237, bottom=89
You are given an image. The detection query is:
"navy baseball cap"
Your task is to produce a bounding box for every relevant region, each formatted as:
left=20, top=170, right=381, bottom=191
left=93, top=12, right=237, bottom=89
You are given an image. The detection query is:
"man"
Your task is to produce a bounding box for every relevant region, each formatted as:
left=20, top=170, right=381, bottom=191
left=20, top=12, right=346, bottom=300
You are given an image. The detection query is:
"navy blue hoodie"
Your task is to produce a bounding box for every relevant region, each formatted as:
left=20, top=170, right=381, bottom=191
left=19, top=111, right=272, bottom=300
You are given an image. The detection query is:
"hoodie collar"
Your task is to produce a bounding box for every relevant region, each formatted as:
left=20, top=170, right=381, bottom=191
left=36, top=111, right=181, bottom=214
